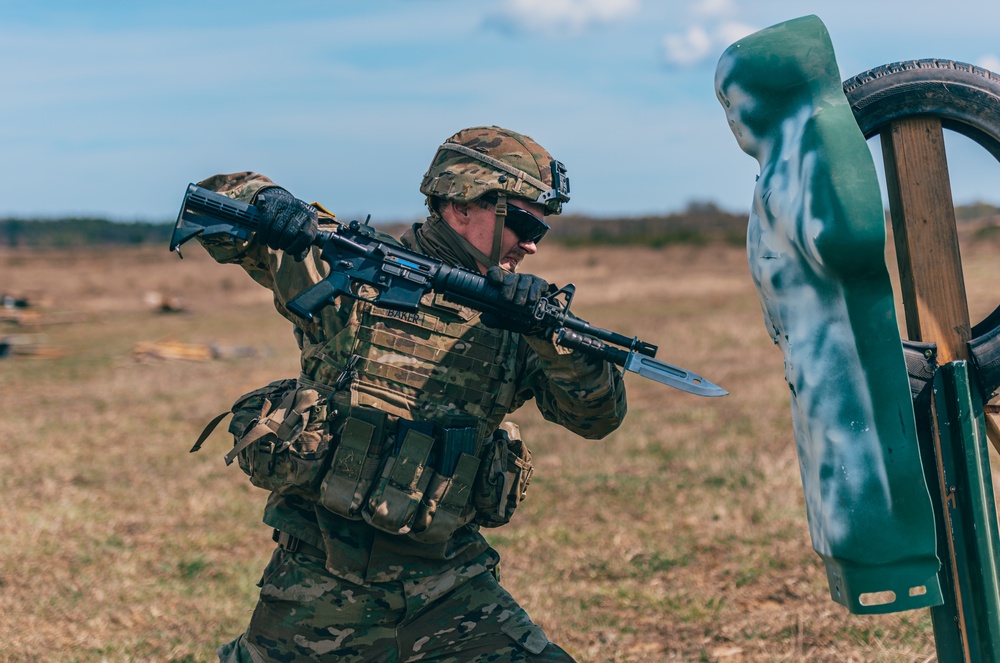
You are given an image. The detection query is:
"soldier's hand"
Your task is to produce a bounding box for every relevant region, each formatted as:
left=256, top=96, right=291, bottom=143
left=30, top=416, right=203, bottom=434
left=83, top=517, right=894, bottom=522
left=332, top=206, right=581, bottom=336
left=486, top=266, right=550, bottom=308
left=255, top=188, right=319, bottom=261
left=482, top=267, right=553, bottom=336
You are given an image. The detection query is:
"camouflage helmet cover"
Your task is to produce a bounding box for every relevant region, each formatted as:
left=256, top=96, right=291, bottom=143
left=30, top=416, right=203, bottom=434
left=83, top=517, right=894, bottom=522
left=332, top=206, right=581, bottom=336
left=420, top=125, right=570, bottom=215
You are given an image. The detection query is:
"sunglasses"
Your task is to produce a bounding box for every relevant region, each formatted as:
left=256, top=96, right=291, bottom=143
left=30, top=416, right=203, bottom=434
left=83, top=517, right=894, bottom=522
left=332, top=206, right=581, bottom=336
left=504, top=203, right=550, bottom=245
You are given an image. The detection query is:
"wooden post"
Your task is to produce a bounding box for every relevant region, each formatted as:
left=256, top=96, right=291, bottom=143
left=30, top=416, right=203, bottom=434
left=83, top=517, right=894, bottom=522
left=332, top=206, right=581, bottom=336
left=882, top=116, right=1000, bottom=452
left=881, top=117, right=970, bottom=359
left=882, top=116, right=1000, bottom=661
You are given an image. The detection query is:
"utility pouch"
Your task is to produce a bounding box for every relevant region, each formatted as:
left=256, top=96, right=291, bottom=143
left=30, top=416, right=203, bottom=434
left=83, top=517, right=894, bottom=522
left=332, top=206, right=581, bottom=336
left=226, top=379, right=332, bottom=499
left=362, top=422, right=436, bottom=535
left=318, top=406, right=389, bottom=519
left=473, top=422, right=533, bottom=528
left=409, top=427, right=481, bottom=544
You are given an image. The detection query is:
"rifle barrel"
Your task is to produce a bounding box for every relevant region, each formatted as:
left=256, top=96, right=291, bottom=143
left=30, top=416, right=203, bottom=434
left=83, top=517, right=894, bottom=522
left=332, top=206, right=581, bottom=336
left=559, top=315, right=657, bottom=358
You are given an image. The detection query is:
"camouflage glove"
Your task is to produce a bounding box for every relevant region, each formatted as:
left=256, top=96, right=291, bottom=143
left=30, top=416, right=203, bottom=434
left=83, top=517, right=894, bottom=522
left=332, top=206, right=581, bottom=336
left=255, top=188, right=318, bottom=260
left=481, top=266, right=553, bottom=336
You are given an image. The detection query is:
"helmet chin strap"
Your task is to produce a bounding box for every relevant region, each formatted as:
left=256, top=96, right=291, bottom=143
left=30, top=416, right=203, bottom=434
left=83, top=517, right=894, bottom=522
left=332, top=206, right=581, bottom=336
left=491, top=195, right=508, bottom=270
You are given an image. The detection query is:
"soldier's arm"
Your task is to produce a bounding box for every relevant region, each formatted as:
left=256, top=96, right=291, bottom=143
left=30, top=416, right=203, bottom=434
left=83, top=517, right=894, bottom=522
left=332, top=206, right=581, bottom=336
left=194, top=171, right=282, bottom=271
left=193, top=171, right=340, bottom=336
left=513, top=334, right=628, bottom=440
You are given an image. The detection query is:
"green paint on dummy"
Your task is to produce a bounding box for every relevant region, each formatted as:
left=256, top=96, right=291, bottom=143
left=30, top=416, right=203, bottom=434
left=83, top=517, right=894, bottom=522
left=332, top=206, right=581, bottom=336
left=715, top=15, right=943, bottom=614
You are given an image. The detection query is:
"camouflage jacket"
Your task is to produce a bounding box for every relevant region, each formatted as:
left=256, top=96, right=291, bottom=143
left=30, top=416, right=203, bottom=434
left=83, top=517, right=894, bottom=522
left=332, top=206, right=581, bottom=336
left=196, top=171, right=627, bottom=583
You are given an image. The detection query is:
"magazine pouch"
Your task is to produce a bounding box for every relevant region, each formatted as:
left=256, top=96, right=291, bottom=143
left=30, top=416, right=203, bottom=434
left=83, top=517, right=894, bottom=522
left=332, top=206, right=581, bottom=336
left=318, top=406, right=389, bottom=519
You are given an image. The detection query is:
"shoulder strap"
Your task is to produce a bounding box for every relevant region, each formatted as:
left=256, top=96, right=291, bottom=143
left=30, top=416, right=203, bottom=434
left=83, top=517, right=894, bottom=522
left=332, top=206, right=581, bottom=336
left=189, top=410, right=233, bottom=454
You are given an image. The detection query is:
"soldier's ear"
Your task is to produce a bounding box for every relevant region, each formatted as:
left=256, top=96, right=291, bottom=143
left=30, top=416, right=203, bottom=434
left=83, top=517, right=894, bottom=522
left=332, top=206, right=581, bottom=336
left=439, top=201, right=477, bottom=236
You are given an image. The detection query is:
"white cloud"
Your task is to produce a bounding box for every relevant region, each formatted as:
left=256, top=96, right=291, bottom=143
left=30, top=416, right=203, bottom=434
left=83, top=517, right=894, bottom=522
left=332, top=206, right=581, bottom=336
left=490, top=0, right=639, bottom=34
left=690, top=0, right=737, bottom=19
left=977, top=54, right=1000, bottom=74
left=663, top=26, right=713, bottom=67
left=715, top=21, right=758, bottom=47
left=662, top=20, right=759, bottom=68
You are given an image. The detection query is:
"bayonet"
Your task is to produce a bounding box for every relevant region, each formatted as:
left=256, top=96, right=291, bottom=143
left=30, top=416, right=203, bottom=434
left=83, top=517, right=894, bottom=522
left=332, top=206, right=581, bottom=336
left=623, top=352, right=728, bottom=397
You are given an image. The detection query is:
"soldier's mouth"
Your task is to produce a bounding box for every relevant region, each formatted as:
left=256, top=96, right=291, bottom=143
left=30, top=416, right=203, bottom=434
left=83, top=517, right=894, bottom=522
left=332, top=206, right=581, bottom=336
left=502, top=256, right=521, bottom=271
left=502, top=249, right=528, bottom=270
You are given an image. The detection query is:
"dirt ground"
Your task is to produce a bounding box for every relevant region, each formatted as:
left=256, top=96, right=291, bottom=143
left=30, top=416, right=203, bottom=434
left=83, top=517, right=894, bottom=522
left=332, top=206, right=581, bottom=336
left=2, top=236, right=999, bottom=662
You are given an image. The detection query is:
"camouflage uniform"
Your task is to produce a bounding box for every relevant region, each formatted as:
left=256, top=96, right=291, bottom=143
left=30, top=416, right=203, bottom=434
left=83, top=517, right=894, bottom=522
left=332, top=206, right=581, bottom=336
left=197, top=129, right=626, bottom=662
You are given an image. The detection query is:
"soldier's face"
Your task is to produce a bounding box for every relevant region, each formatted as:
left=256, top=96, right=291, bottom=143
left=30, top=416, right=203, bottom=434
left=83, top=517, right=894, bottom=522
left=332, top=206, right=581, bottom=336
left=460, top=200, right=543, bottom=273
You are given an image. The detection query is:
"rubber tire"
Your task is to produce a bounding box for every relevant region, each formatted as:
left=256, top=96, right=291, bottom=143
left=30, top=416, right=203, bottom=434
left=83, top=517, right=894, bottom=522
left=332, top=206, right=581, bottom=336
left=844, top=59, right=1000, bottom=396
left=844, top=59, right=1000, bottom=160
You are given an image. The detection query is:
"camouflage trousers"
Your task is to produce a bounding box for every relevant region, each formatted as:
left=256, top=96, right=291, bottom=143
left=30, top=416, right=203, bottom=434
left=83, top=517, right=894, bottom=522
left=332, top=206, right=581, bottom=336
left=218, top=544, right=576, bottom=662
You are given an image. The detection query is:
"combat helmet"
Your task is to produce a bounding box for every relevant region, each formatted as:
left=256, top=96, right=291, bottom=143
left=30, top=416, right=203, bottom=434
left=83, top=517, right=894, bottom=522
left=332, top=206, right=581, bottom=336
left=420, top=126, right=570, bottom=268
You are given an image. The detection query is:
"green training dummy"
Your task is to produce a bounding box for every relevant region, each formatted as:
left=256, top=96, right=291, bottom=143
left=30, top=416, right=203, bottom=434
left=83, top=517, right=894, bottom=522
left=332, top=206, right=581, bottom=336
left=715, top=14, right=942, bottom=614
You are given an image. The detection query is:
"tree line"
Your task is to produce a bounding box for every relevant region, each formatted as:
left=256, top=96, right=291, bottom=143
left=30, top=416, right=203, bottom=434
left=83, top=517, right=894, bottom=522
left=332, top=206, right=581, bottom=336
left=0, top=218, right=171, bottom=248
left=2, top=201, right=998, bottom=249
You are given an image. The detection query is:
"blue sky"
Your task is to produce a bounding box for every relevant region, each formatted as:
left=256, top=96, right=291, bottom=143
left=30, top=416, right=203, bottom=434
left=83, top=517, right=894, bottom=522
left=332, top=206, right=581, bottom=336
left=3, top=0, right=1000, bottom=222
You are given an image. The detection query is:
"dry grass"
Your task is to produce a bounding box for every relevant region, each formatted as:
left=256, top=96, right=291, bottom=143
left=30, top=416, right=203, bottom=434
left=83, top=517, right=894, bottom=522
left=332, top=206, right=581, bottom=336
left=1, top=238, right=998, bottom=662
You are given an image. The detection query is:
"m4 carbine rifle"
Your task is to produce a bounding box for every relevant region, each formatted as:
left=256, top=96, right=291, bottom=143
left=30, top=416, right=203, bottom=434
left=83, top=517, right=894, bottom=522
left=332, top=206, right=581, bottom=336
left=170, top=184, right=727, bottom=397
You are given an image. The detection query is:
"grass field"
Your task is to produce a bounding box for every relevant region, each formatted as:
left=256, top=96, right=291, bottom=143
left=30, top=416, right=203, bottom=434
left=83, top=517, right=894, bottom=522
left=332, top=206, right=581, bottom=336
left=2, top=235, right=999, bottom=662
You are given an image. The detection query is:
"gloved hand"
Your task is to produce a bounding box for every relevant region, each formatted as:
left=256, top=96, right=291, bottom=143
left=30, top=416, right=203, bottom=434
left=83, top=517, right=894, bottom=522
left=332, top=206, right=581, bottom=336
left=486, top=266, right=550, bottom=308
left=255, top=188, right=318, bottom=260
left=481, top=266, right=553, bottom=335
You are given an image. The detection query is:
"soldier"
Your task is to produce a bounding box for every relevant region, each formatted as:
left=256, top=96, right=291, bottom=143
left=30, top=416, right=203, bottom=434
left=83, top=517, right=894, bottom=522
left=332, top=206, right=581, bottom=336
left=195, top=126, right=627, bottom=662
